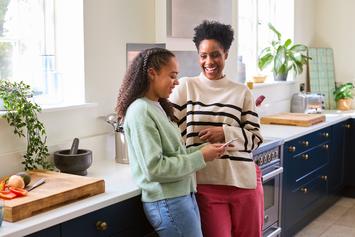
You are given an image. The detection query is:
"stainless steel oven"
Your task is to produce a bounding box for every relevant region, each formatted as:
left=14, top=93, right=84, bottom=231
left=253, top=138, right=284, bottom=237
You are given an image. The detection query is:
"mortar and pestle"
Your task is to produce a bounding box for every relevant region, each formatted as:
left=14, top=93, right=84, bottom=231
left=54, top=138, right=93, bottom=176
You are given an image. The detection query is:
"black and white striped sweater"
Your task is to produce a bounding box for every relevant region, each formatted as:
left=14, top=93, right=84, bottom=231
left=170, top=73, right=263, bottom=189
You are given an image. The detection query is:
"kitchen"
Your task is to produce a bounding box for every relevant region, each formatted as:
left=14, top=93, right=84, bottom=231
left=1, top=0, right=355, bottom=236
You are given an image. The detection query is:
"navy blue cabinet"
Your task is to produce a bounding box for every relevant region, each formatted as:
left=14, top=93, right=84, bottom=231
left=26, top=225, right=61, bottom=237
left=343, top=119, right=355, bottom=194
left=26, top=195, right=156, bottom=237
left=329, top=120, right=350, bottom=195
left=282, top=127, right=331, bottom=236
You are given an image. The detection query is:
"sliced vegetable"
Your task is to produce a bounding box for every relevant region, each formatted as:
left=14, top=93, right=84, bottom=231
left=0, top=190, right=17, bottom=200
left=8, top=187, right=28, bottom=197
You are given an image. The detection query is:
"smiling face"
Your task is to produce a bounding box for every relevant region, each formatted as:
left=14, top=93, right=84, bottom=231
left=198, top=39, right=228, bottom=80
left=146, top=57, right=179, bottom=101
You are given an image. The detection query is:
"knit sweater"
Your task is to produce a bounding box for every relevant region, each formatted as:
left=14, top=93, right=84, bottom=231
left=170, top=73, right=263, bottom=189
left=123, top=98, right=206, bottom=202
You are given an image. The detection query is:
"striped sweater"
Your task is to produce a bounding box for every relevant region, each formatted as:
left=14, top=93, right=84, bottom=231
left=170, top=73, right=263, bottom=189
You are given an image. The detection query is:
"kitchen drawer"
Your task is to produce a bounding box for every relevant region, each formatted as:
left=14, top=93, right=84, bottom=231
left=284, top=127, right=331, bottom=156
left=287, top=141, right=330, bottom=187
left=61, top=196, right=154, bottom=237
left=26, top=225, right=61, bottom=237
left=283, top=166, right=328, bottom=229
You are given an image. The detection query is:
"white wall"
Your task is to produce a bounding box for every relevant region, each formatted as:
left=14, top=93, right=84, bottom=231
left=314, top=0, right=355, bottom=84
left=84, top=0, right=156, bottom=116
left=294, top=0, right=317, bottom=87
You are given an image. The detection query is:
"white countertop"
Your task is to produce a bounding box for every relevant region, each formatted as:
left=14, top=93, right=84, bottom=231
left=1, top=111, right=355, bottom=237
left=261, top=111, right=353, bottom=141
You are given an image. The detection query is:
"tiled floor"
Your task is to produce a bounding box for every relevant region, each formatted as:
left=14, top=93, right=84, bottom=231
left=295, top=197, right=355, bottom=237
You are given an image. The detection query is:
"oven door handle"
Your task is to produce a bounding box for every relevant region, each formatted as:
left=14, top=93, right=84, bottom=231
left=262, top=167, right=283, bottom=182
left=264, top=227, right=282, bottom=237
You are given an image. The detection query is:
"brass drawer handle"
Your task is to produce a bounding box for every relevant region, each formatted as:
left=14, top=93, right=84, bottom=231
left=323, top=144, right=329, bottom=150
left=300, top=187, right=308, bottom=193
left=302, top=141, right=309, bottom=147
left=322, top=132, right=330, bottom=138
left=288, top=146, right=296, bottom=153
left=320, top=175, right=328, bottom=181
left=96, top=221, right=108, bottom=231
left=345, top=124, right=351, bottom=129
left=302, top=154, right=309, bottom=160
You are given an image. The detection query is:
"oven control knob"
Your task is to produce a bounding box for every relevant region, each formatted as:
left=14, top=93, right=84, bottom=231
left=259, top=158, right=263, bottom=165
left=267, top=154, right=272, bottom=162
left=263, top=156, right=268, bottom=164
left=264, top=215, right=269, bottom=223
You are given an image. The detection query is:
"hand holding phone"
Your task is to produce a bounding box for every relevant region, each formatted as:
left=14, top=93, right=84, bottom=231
left=222, top=138, right=238, bottom=148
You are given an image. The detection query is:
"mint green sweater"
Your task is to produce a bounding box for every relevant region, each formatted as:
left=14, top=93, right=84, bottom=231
left=123, top=98, right=206, bottom=202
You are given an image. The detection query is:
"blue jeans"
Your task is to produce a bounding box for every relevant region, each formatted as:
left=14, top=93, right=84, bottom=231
left=143, top=193, right=203, bottom=237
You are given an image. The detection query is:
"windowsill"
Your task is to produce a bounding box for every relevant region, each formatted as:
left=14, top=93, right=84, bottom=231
left=0, top=102, right=98, bottom=116
left=250, top=80, right=296, bottom=89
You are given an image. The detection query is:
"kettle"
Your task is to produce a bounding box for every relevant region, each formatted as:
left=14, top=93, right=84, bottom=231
left=106, top=113, right=129, bottom=164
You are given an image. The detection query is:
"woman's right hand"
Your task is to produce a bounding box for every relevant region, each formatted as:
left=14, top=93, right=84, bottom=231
left=201, top=144, right=226, bottom=162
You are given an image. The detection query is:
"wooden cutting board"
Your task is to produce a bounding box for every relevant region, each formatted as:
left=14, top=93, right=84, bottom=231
left=3, top=170, right=105, bottom=222
left=260, top=113, right=326, bottom=127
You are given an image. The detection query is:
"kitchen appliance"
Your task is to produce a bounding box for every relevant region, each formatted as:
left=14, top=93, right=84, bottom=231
left=253, top=137, right=284, bottom=237
left=106, top=113, right=129, bottom=164
left=290, top=92, right=325, bottom=114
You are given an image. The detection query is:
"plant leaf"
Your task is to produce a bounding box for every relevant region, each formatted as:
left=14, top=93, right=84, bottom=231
left=268, top=23, right=281, bottom=41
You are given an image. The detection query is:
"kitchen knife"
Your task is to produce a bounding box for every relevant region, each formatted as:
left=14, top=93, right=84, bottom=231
left=26, top=178, right=45, bottom=191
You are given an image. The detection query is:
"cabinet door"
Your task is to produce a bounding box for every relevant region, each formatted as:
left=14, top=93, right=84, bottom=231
left=61, top=196, right=154, bottom=237
left=329, top=121, right=348, bottom=194
left=344, top=119, right=355, bottom=187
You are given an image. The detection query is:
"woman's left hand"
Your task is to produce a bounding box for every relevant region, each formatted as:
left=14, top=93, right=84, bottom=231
left=199, top=127, right=225, bottom=143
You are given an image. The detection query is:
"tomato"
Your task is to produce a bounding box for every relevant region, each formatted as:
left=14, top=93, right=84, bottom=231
left=8, top=187, right=28, bottom=197
left=0, top=190, right=17, bottom=200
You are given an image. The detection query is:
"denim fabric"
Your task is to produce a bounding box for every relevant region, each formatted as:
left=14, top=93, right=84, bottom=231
left=143, top=193, right=203, bottom=237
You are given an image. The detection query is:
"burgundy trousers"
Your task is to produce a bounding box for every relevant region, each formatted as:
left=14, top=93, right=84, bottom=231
left=196, top=166, right=264, bottom=237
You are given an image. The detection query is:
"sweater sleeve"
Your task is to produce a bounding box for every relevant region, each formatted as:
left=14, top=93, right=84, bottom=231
left=169, top=77, right=188, bottom=139
left=125, top=112, right=206, bottom=183
left=223, top=89, right=263, bottom=152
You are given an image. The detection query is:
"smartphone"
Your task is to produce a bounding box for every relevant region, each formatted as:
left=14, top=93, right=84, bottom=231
left=222, top=138, right=238, bottom=148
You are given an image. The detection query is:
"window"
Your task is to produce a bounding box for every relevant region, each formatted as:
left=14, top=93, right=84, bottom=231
left=0, top=0, right=84, bottom=107
left=237, top=0, right=294, bottom=81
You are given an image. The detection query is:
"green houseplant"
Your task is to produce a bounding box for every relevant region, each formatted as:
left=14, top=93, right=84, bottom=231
left=258, top=23, right=311, bottom=81
left=0, top=79, right=52, bottom=170
left=333, top=82, right=354, bottom=110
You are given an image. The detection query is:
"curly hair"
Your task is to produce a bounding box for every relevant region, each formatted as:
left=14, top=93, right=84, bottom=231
left=116, top=48, right=177, bottom=123
left=193, top=20, right=234, bottom=52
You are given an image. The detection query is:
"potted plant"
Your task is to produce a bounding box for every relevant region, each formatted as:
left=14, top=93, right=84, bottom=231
left=333, top=82, right=354, bottom=110
left=0, top=79, right=52, bottom=170
left=258, top=23, right=311, bottom=81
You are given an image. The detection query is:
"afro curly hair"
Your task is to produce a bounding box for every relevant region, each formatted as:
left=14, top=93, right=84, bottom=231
left=193, top=20, right=234, bottom=52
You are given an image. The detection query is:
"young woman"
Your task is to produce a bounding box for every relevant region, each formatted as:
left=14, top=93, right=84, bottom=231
left=116, top=47, right=225, bottom=237
left=170, top=21, right=264, bottom=237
